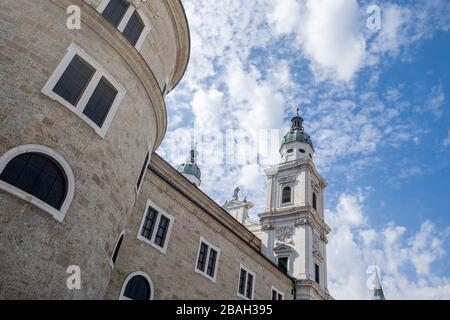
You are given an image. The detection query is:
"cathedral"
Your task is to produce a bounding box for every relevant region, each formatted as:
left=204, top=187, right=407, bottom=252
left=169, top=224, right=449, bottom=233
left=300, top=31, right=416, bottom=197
left=0, top=0, right=332, bottom=300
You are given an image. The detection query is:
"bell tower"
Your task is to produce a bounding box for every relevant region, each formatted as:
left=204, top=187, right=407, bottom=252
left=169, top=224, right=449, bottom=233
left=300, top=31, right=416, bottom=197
left=259, top=109, right=332, bottom=300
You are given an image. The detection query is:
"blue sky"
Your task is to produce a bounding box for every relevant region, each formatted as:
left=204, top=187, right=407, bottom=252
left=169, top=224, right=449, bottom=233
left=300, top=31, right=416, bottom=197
left=158, top=0, right=450, bottom=299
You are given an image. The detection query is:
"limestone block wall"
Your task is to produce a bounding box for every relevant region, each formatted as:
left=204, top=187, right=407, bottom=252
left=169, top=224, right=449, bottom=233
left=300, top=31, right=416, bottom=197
left=0, top=0, right=188, bottom=299
left=83, top=0, right=190, bottom=94
left=105, top=156, right=294, bottom=300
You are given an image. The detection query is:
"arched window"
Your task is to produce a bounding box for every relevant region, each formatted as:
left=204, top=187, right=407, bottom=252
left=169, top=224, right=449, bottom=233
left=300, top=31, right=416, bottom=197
left=0, top=145, right=75, bottom=222
left=282, top=186, right=291, bottom=204
left=120, top=272, right=153, bottom=300
left=313, top=192, right=317, bottom=211
left=110, top=231, right=125, bottom=268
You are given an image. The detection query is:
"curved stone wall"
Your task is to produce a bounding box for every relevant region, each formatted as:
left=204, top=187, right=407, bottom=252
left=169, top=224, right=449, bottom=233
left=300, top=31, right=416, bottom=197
left=0, top=0, right=189, bottom=299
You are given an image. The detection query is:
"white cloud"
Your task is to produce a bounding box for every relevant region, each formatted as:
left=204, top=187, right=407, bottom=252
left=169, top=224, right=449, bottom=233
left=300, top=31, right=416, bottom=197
left=158, top=0, right=450, bottom=299
left=192, top=88, right=225, bottom=129
left=444, top=131, right=450, bottom=147
left=301, top=0, right=366, bottom=81
left=327, top=192, right=450, bottom=300
left=268, top=0, right=302, bottom=35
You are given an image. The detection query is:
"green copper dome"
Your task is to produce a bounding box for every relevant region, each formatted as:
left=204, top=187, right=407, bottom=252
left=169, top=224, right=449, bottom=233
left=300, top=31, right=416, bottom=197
left=177, top=163, right=201, bottom=180
left=282, top=114, right=314, bottom=150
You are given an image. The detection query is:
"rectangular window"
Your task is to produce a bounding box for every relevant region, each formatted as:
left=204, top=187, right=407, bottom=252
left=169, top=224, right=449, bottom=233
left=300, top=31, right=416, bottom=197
left=272, top=288, right=283, bottom=300
left=206, top=249, right=217, bottom=277
left=154, top=215, right=169, bottom=247
left=237, top=265, right=255, bottom=300
left=98, top=0, right=150, bottom=51
left=246, top=273, right=254, bottom=299
left=123, top=11, right=144, bottom=46
left=83, top=77, right=118, bottom=127
left=42, top=43, right=126, bottom=138
left=315, top=263, right=320, bottom=284
left=278, top=257, right=288, bottom=274
left=196, top=243, right=208, bottom=272
left=238, top=269, right=246, bottom=296
left=52, top=56, right=95, bottom=106
left=195, top=238, right=220, bottom=282
left=102, top=0, right=129, bottom=27
left=137, top=200, right=175, bottom=254
left=136, top=151, right=150, bottom=192
left=140, top=206, right=157, bottom=240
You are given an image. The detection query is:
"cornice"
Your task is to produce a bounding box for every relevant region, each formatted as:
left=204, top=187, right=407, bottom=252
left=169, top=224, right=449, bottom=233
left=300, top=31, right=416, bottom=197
left=259, top=206, right=331, bottom=235
left=296, top=279, right=334, bottom=300
left=148, top=153, right=295, bottom=282
left=265, top=159, right=328, bottom=188
left=150, top=154, right=262, bottom=250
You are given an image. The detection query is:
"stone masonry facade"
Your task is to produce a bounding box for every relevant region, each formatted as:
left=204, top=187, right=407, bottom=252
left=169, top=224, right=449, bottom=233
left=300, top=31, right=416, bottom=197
left=0, top=0, right=296, bottom=299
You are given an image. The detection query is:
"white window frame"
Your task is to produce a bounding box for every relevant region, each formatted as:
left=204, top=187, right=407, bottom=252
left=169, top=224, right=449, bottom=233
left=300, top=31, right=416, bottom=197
left=271, top=286, right=284, bottom=300
left=109, top=229, right=126, bottom=269
left=194, top=237, right=221, bottom=283
left=119, top=271, right=154, bottom=300
left=237, top=264, right=256, bottom=300
left=135, top=149, right=150, bottom=194
left=0, top=144, right=75, bottom=222
left=97, top=0, right=151, bottom=51
left=137, top=199, right=175, bottom=254
left=41, top=43, right=126, bottom=139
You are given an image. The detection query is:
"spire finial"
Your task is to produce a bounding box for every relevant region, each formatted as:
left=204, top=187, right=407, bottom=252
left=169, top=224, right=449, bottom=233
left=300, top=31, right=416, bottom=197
left=189, top=141, right=198, bottom=164
left=291, top=105, right=304, bottom=129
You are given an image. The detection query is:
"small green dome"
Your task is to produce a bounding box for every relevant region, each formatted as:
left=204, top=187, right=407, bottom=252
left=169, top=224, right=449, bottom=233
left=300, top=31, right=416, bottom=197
left=282, top=128, right=314, bottom=148
left=177, top=163, right=201, bottom=180
left=282, top=115, right=314, bottom=149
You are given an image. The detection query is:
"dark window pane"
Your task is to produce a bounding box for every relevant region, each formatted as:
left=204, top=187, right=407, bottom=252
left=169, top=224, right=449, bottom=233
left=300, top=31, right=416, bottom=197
left=141, top=207, right=157, bottom=241
left=238, top=269, right=246, bottom=295
left=313, top=192, right=317, bottom=210
left=206, top=248, right=217, bottom=277
left=0, top=153, right=67, bottom=210
left=315, top=264, right=320, bottom=284
left=278, top=257, right=288, bottom=274
left=112, top=234, right=124, bottom=264
left=53, top=56, right=94, bottom=106
left=246, top=273, right=254, bottom=299
left=82, top=77, right=117, bottom=127
left=154, top=215, right=169, bottom=247
left=102, top=0, right=129, bottom=27
left=282, top=186, right=291, bottom=204
left=137, top=152, right=149, bottom=191
left=124, top=275, right=150, bottom=300
left=123, top=11, right=144, bottom=46
left=272, top=290, right=277, bottom=300
left=278, top=293, right=283, bottom=300
left=197, top=242, right=208, bottom=272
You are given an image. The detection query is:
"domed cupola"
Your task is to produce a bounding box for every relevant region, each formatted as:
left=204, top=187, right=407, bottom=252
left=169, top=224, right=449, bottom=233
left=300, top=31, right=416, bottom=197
left=280, top=108, right=315, bottom=163
left=177, top=146, right=201, bottom=187
left=282, top=111, right=314, bottom=150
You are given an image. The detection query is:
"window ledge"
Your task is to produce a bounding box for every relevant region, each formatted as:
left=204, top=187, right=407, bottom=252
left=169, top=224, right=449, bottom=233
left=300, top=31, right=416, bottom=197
left=194, top=268, right=217, bottom=283
left=136, top=234, right=167, bottom=255
left=0, top=181, right=65, bottom=222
